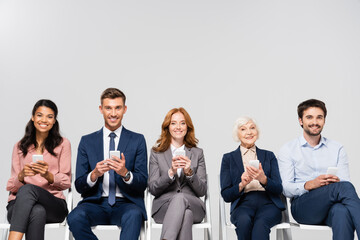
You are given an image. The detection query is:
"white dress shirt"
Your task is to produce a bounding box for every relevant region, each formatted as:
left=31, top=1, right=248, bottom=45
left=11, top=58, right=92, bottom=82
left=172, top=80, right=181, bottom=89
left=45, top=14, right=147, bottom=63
left=86, top=126, right=133, bottom=198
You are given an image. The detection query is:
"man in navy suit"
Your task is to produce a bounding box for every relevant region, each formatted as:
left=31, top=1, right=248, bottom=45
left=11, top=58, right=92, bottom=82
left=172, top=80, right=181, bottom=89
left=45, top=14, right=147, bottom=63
left=67, top=88, right=148, bottom=240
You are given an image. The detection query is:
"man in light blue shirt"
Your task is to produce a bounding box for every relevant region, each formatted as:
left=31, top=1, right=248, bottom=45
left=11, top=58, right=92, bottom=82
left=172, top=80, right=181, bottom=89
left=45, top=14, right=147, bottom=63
left=278, top=99, right=360, bottom=240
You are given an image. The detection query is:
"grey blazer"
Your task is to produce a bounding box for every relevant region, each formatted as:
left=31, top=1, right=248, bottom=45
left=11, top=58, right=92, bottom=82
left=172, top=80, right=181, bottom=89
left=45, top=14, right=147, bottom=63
left=148, top=146, right=207, bottom=216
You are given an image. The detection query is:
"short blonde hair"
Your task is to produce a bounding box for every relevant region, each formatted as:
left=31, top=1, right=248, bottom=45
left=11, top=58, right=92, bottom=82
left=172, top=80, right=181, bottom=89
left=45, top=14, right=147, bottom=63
left=232, top=116, right=260, bottom=142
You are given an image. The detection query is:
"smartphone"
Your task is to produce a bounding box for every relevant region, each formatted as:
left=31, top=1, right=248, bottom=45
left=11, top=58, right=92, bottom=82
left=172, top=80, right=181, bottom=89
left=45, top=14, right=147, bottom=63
left=249, top=160, right=259, bottom=169
left=327, top=167, right=338, bottom=176
left=32, top=155, right=43, bottom=163
left=109, top=150, right=121, bottom=160
left=174, top=149, right=185, bottom=157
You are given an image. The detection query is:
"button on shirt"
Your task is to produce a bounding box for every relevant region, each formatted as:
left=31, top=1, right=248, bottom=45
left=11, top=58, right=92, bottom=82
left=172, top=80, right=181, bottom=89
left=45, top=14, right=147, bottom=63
left=87, top=126, right=133, bottom=198
left=240, top=145, right=265, bottom=193
left=278, top=135, right=350, bottom=198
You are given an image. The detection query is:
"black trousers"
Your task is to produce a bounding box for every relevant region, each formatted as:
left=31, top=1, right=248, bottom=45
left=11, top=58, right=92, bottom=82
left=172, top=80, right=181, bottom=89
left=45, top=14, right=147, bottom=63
left=7, top=184, right=68, bottom=240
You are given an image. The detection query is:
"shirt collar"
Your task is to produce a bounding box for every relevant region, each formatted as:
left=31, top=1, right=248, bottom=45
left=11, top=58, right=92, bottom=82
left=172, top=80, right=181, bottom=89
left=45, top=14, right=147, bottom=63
left=171, top=144, right=185, bottom=155
left=103, top=125, right=123, bottom=138
left=240, top=145, right=256, bottom=156
left=299, top=135, right=327, bottom=148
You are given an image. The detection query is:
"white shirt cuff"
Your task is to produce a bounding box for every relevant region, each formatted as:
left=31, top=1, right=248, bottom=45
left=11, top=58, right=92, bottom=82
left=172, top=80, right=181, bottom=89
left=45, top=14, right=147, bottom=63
left=87, top=171, right=97, bottom=187
left=123, top=171, right=134, bottom=184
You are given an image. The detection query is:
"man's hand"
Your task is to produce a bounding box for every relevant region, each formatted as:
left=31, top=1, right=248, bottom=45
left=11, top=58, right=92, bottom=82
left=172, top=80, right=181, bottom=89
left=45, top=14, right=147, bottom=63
left=107, top=153, right=128, bottom=177
left=304, top=174, right=339, bottom=190
left=91, top=160, right=111, bottom=182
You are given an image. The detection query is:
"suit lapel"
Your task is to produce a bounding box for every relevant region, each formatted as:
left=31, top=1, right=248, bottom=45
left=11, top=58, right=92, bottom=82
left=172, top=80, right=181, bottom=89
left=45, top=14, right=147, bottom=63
left=118, top=127, right=131, bottom=153
left=232, top=146, right=245, bottom=174
left=256, top=147, right=265, bottom=170
left=179, top=147, right=193, bottom=185
left=96, top=128, right=104, bottom=163
left=164, top=148, right=173, bottom=170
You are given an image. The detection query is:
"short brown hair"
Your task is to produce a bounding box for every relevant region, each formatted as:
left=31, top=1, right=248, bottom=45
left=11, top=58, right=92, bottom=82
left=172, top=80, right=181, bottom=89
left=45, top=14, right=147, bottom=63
left=297, top=99, right=327, bottom=119
left=153, top=107, right=198, bottom=152
left=100, top=88, right=126, bottom=104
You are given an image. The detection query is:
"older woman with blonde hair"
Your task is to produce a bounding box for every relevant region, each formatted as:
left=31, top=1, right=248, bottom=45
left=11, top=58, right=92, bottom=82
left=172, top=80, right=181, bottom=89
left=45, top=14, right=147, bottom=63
left=148, top=107, right=207, bottom=240
left=220, top=116, right=284, bottom=240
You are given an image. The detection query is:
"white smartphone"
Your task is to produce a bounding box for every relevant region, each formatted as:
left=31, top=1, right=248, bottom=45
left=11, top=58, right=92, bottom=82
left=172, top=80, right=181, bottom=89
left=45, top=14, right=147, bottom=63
left=249, top=160, right=259, bottom=169
left=109, top=150, right=121, bottom=160
left=174, top=149, right=185, bottom=156
left=32, top=155, right=43, bottom=163
left=327, top=167, right=338, bottom=176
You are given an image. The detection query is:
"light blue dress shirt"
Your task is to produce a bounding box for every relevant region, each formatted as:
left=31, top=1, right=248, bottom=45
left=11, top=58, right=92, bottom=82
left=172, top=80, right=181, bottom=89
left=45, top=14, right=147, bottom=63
left=278, top=135, right=350, bottom=198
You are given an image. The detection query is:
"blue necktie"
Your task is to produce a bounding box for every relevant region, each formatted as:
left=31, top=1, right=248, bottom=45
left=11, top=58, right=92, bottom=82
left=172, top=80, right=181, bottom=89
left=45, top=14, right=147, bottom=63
left=108, top=132, right=116, bottom=206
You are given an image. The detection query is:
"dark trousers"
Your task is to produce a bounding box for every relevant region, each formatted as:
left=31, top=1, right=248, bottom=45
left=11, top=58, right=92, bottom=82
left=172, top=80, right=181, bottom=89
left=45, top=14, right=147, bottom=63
left=7, top=184, right=68, bottom=240
left=230, top=191, right=282, bottom=240
left=292, top=181, right=360, bottom=240
left=67, top=197, right=143, bottom=240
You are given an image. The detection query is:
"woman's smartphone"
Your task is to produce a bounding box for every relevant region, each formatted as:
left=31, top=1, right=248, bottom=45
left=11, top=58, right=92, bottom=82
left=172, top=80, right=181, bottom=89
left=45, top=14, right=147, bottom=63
left=32, top=155, right=43, bottom=163
left=174, top=149, right=185, bottom=157
left=249, top=160, right=259, bottom=169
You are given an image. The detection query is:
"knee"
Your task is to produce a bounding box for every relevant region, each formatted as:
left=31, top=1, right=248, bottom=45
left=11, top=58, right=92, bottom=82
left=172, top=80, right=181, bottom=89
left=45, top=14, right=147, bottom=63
left=67, top=208, right=88, bottom=227
left=338, top=181, right=355, bottom=191
left=121, top=207, right=142, bottom=225
left=330, top=204, right=350, bottom=218
left=231, top=213, right=252, bottom=230
left=184, top=209, right=194, bottom=221
left=17, top=184, right=37, bottom=199
left=170, top=193, right=188, bottom=206
left=30, top=204, right=46, bottom=221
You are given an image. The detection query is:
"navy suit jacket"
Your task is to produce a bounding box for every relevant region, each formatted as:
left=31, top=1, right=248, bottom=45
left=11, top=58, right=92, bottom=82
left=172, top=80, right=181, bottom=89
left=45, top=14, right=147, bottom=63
left=74, top=127, right=148, bottom=220
left=220, top=146, right=285, bottom=214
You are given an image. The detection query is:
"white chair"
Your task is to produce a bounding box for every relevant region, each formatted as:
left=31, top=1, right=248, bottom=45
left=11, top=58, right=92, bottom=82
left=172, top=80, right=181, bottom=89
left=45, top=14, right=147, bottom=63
left=286, top=197, right=332, bottom=231
left=146, top=178, right=212, bottom=240
left=0, top=186, right=73, bottom=240
left=218, top=177, right=292, bottom=240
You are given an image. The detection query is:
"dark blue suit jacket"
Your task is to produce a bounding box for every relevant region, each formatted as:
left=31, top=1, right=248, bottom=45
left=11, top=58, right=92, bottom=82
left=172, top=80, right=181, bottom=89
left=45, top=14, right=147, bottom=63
left=74, top=127, right=148, bottom=220
left=220, top=146, right=285, bottom=214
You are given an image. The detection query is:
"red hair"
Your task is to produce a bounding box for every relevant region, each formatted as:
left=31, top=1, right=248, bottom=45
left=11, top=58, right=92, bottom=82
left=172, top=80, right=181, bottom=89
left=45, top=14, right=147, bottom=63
left=152, top=107, right=198, bottom=152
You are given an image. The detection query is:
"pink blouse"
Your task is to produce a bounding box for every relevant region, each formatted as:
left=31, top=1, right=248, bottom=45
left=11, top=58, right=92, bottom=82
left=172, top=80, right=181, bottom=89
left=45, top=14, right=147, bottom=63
left=6, top=138, right=71, bottom=202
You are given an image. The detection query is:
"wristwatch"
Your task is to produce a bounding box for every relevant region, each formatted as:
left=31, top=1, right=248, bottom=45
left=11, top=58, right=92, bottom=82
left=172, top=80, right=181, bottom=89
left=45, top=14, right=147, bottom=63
left=122, top=171, right=131, bottom=181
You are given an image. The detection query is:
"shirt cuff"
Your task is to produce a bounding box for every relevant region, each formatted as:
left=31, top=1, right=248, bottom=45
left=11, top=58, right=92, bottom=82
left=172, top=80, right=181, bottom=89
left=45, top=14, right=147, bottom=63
left=168, top=169, right=175, bottom=180
left=123, top=171, right=133, bottom=184
left=87, top=171, right=97, bottom=187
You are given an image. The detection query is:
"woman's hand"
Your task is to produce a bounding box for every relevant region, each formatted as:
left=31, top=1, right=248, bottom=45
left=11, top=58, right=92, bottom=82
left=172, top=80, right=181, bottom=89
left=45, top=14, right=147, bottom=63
left=31, top=160, right=54, bottom=184
left=246, top=162, right=267, bottom=186
left=239, top=171, right=253, bottom=192
left=179, top=155, right=192, bottom=176
left=18, top=164, right=37, bottom=183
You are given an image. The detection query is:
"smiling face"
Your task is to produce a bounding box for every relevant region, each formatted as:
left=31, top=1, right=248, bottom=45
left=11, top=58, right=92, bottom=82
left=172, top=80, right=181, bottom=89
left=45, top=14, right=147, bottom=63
left=237, top=121, right=258, bottom=148
left=31, top=106, right=56, bottom=135
left=169, top=112, right=187, bottom=144
left=99, top=97, right=127, bottom=131
left=299, top=107, right=325, bottom=137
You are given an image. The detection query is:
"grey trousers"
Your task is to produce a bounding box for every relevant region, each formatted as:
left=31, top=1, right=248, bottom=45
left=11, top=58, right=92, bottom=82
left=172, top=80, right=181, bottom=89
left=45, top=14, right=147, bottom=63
left=153, top=193, right=205, bottom=240
left=7, top=184, right=68, bottom=240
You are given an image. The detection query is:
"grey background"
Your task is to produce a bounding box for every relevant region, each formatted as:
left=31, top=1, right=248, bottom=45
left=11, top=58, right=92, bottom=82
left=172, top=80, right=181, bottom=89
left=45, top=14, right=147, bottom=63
left=1, top=0, right=360, bottom=239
